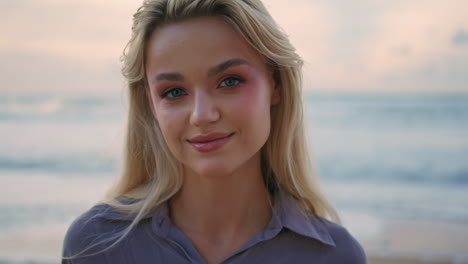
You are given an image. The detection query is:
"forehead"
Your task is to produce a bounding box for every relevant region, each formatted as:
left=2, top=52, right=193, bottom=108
left=145, top=16, right=266, bottom=72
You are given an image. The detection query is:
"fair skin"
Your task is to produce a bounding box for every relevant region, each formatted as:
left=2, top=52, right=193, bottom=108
left=145, top=16, right=279, bottom=264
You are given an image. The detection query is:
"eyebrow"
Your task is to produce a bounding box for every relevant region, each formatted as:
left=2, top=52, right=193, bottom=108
left=151, top=58, right=249, bottom=85
left=153, top=72, right=184, bottom=83
left=207, top=58, right=249, bottom=77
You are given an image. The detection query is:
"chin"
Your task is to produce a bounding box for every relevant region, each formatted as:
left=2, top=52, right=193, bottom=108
left=196, top=167, right=235, bottom=178
left=190, top=161, right=236, bottom=178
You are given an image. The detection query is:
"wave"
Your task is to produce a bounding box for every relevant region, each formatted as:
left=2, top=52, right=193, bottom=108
left=0, top=258, right=55, bottom=264
left=0, top=155, right=116, bottom=175
left=0, top=203, right=82, bottom=231
left=318, top=164, right=468, bottom=184
left=1, top=155, right=467, bottom=185
left=0, top=94, right=125, bottom=122
left=306, top=97, right=468, bottom=130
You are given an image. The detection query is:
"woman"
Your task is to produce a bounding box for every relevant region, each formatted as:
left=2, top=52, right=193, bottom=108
left=62, top=0, right=366, bottom=263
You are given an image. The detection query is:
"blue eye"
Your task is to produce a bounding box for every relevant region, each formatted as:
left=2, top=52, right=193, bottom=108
left=219, top=77, right=242, bottom=88
left=162, top=88, right=187, bottom=99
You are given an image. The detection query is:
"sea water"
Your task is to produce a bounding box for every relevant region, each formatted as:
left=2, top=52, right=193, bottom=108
left=1, top=92, right=468, bottom=263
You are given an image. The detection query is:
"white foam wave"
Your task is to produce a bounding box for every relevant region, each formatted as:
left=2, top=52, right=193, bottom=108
left=1, top=172, right=114, bottom=205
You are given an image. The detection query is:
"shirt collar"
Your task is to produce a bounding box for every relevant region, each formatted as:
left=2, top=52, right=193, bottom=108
left=93, top=197, right=154, bottom=221
left=273, top=189, right=336, bottom=247
left=95, top=189, right=336, bottom=247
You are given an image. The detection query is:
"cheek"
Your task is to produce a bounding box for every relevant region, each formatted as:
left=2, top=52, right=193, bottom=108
left=238, top=78, right=270, bottom=106
left=155, top=106, right=186, bottom=149
left=244, top=79, right=272, bottom=115
left=230, top=80, right=272, bottom=133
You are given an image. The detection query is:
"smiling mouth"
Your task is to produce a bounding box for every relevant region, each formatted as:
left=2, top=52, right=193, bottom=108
left=187, top=133, right=234, bottom=152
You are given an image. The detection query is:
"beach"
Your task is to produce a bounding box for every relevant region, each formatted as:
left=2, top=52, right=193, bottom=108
left=1, top=173, right=468, bottom=263
left=365, top=219, right=468, bottom=264
left=369, top=256, right=466, bottom=264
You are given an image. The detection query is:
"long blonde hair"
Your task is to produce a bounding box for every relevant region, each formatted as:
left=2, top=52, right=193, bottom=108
left=105, top=0, right=339, bottom=249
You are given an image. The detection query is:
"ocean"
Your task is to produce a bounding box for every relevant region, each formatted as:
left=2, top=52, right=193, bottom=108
left=1, top=92, right=468, bottom=263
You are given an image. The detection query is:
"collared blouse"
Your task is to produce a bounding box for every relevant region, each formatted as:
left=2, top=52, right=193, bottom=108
left=62, top=190, right=367, bottom=263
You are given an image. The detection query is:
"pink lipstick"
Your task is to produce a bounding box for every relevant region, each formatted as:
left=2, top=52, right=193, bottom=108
left=188, top=132, right=234, bottom=152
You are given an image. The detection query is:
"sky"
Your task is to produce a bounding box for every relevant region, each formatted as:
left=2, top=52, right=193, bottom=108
left=1, top=0, right=467, bottom=94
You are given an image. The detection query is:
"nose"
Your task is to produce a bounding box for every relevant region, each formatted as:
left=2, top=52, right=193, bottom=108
left=190, top=91, right=220, bottom=127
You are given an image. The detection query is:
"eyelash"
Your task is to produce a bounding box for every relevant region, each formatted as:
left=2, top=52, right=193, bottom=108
left=159, top=77, right=244, bottom=99
left=160, top=87, right=187, bottom=99
left=218, top=76, right=244, bottom=88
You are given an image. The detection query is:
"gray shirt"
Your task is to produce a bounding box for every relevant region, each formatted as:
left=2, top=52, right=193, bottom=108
left=62, top=190, right=367, bottom=263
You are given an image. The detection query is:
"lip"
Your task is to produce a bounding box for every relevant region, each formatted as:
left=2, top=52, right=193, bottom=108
left=187, top=132, right=234, bottom=152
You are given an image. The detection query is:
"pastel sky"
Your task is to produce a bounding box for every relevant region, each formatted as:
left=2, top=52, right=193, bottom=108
left=1, top=0, right=467, bottom=94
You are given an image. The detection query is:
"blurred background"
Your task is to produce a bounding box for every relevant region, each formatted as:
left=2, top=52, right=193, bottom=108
left=1, top=0, right=467, bottom=263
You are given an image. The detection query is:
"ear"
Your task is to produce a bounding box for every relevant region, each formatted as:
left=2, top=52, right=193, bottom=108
left=146, top=88, right=158, bottom=121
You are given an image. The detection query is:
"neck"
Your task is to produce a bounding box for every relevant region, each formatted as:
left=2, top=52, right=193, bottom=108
left=169, top=154, right=272, bottom=241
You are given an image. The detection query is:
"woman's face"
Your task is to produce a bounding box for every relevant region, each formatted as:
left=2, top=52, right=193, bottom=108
left=145, top=16, right=278, bottom=178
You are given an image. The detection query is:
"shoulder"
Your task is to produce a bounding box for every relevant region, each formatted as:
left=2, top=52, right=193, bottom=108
left=62, top=203, right=129, bottom=263
left=320, top=219, right=368, bottom=264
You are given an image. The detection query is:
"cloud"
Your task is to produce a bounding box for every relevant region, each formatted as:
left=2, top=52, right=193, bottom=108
left=290, top=0, right=468, bottom=92
left=1, top=0, right=467, bottom=94
left=0, top=0, right=139, bottom=94
left=360, top=1, right=467, bottom=72
left=264, top=0, right=336, bottom=64
left=0, top=0, right=137, bottom=62
left=452, top=29, right=468, bottom=45
left=0, top=50, right=124, bottom=94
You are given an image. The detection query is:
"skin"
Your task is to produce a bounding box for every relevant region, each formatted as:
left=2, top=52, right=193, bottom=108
left=145, top=16, right=279, bottom=264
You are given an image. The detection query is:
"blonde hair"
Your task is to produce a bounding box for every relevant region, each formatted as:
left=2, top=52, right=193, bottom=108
left=69, top=0, right=340, bottom=258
